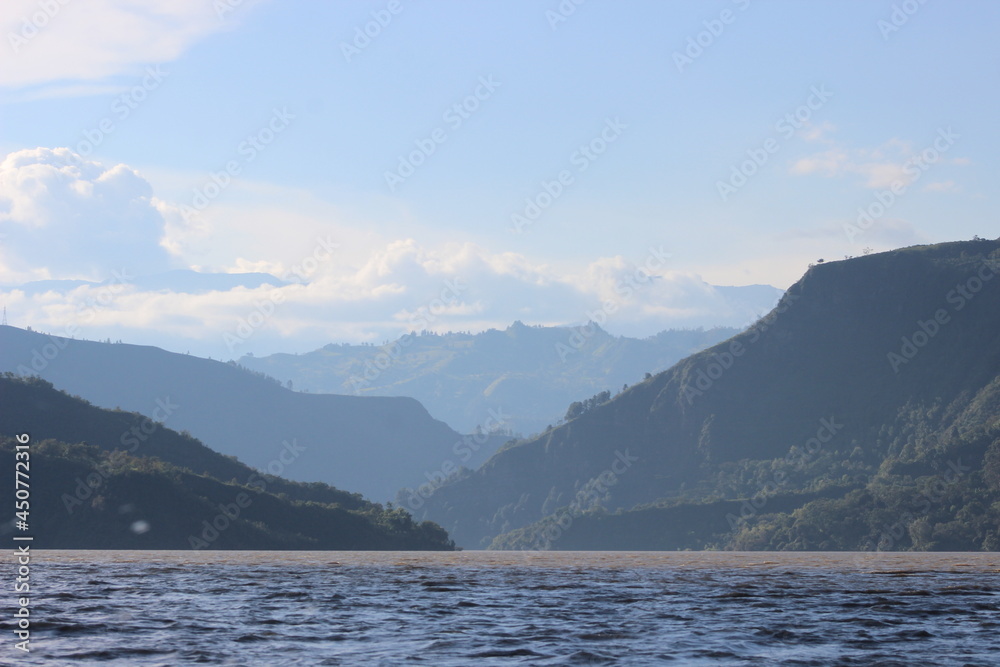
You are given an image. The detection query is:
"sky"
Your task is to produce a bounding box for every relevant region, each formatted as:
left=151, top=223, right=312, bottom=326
left=0, top=0, right=996, bottom=358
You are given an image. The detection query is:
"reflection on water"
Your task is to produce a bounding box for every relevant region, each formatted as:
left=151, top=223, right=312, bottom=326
left=6, top=551, right=998, bottom=666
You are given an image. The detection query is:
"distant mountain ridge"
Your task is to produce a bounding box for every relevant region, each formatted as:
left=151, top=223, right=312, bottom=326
left=5, top=269, right=289, bottom=295
left=0, top=326, right=469, bottom=501
left=411, top=240, right=1000, bottom=549
left=239, top=323, right=746, bottom=435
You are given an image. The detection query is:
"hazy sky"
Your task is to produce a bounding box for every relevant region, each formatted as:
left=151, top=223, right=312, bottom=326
left=0, top=1, right=995, bottom=356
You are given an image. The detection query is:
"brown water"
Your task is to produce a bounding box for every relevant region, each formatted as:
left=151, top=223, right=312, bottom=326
left=6, top=550, right=999, bottom=665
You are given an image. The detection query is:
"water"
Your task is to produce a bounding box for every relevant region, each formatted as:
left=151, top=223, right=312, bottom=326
left=5, top=551, right=998, bottom=666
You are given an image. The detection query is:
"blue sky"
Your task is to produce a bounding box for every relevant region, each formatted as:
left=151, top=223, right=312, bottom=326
left=0, top=0, right=995, bottom=356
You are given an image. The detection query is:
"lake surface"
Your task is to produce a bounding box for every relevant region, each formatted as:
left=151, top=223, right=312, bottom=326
left=6, top=551, right=999, bottom=666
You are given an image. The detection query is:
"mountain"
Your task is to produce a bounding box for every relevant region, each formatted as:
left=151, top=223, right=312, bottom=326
left=0, top=326, right=466, bottom=501
left=128, top=269, right=290, bottom=293
left=411, top=240, right=1000, bottom=549
left=5, top=269, right=289, bottom=296
left=239, top=324, right=744, bottom=435
left=0, top=374, right=454, bottom=550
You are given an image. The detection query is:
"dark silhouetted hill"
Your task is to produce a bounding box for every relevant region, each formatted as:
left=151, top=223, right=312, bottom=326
left=0, top=375, right=454, bottom=550
left=413, top=240, right=1000, bottom=549
left=0, top=329, right=463, bottom=501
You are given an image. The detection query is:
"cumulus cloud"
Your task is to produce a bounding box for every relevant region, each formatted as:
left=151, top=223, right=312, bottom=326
left=156, top=188, right=380, bottom=275
left=1, top=0, right=266, bottom=90
left=0, top=236, right=781, bottom=359
left=0, top=149, right=782, bottom=358
left=0, top=148, right=173, bottom=281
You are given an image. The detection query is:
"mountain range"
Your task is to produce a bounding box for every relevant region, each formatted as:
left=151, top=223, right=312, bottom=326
left=1, top=270, right=783, bottom=361
left=238, top=323, right=743, bottom=435
left=4, top=269, right=290, bottom=296
left=409, top=240, right=1000, bottom=550
left=4, top=239, right=997, bottom=552
left=0, top=374, right=454, bottom=550
left=0, top=326, right=479, bottom=502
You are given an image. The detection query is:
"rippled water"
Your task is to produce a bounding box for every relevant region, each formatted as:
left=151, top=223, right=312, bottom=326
left=4, top=551, right=999, bottom=666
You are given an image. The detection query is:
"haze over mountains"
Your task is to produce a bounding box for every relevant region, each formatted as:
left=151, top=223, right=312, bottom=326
left=0, top=266, right=783, bottom=361
left=0, top=326, right=469, bottom=502
left=239, top=323, right=742, bottom=435
left=0, top=374, right=454, bottom=550
left=411, top=240, right=1000, bottom=550
left=4, top=269, right=291, bottom=296
left=2, top=240, right=998, bottom=552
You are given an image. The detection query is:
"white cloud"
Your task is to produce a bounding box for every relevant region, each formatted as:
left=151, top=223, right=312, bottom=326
left=0, top=147, right=382, bottom=283
left=226, top=257, right=287, bottom=275
left=0, top=148, right=784, bottom=357
left=0, top=148, right=173, bottom=281
left=155, top=185, right=380, bottom=275
left=791, top=143, right=914, bottom=188
left=790, top=148, right=850, bottom=178
left=923, top=180, right=959, bottom=193
left=0, top=0, right=266, bottom=91
left=800, top=121, right=837, bottom=143
left=791, top=133, right=969, bottom=190
left=854, top=161, right=911, bottom=189
left=0, top=238, right=782, bottom=359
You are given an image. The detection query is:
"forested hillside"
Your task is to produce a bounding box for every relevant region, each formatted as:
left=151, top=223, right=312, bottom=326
left=412, top=240, right=1000, bottom=550
left=0, top=329, right=462, bottom=501
left=0, top=375, right=454, bottom=550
